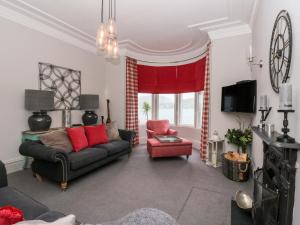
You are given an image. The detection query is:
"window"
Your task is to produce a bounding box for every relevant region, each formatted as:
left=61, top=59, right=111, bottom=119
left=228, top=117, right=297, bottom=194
left=180, top=93, right=195, bottom=126
left=158, top=94, right=175, bottom=124
left=138, top=93, right=152, bottom=124
left=138, top=92, right=203, bottom=128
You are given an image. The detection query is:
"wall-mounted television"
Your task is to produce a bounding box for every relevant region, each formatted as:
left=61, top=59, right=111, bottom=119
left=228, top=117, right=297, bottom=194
left=221, top=80, right=257, bottom=113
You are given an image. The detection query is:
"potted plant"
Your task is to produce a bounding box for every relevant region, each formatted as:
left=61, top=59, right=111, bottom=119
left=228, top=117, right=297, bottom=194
left=143, top=102, right=151, bottom=121
left=225, top=128, right=252, bottom=154
left=222, top=127, right=253, bottom=182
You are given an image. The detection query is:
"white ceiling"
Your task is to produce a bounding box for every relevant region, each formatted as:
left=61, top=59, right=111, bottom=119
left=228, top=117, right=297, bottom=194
left=1, top=0, right=255, bottom=57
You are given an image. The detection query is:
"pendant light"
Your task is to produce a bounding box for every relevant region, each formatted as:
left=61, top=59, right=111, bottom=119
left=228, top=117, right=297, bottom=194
left=96, top=0, right=119, bottom=60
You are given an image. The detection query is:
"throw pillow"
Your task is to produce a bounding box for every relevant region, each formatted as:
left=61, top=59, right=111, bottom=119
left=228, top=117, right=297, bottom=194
left=0, top=206, right=24, bottom=225
left=15, top=215, right=75, bottom=225
left=66, top=127, right=89, bottom=152
left=84, top=124, right=109, bottom=146
left=40, top=130, right=73, bottom=153
left=106, top=121, right=121, bottom=141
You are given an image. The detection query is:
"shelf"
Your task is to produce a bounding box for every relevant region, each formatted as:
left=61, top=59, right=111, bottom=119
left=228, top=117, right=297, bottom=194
left=252, top=127, right=300, bottom=150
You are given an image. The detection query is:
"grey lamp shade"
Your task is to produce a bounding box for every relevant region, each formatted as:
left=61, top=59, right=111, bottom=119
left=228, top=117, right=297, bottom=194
left=25, top=89, right=55, bottom=111
left=80, top=94, right=99, bottom=110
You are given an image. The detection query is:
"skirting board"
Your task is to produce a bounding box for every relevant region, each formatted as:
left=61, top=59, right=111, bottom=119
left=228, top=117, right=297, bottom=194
left=3, top=157, right=25, bottom=174
left=139, top=136, right=201, bottom=150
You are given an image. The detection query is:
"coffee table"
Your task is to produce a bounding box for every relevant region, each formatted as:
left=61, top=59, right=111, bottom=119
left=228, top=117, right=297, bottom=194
left=147, top=137, right=192, bottom=159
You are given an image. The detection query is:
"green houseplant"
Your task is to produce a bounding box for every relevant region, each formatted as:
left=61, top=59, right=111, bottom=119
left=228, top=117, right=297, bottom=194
left=142, top=102, right=151, bottom=121
left=225, top=128, right=252, bottom=154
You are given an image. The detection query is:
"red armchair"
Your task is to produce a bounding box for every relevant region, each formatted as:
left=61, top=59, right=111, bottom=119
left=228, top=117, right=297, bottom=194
left=146, top=120, right=178, bottom=138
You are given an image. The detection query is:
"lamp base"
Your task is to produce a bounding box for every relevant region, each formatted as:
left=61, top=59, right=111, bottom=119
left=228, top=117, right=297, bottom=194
left=28, top=111, right=52, bottom=131
left=82, top=111, right=98, bottom=125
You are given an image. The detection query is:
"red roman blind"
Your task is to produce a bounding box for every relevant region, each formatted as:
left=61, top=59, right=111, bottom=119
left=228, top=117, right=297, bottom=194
left=137, top=57, right=206, bottom=94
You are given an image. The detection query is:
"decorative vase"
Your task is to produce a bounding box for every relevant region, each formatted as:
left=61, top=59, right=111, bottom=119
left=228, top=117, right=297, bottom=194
left=28, top=111, right=52, bottom=131
left=82, top=111, right=98, bottom=125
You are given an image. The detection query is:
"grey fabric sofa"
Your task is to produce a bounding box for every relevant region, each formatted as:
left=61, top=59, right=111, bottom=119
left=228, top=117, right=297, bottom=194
left=19, top=129, right=135, bottom=190
left=0, top=160, right=72, bottom=223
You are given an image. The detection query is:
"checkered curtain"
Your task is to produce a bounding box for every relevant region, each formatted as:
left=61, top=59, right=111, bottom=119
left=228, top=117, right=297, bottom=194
left=126, top=57, right=139, bottom=145
left=200, top=43, right=211, bottom=161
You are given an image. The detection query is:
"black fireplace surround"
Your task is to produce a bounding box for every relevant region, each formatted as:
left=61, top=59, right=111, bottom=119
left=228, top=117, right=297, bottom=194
left=252, top=127, right=300, bottom=225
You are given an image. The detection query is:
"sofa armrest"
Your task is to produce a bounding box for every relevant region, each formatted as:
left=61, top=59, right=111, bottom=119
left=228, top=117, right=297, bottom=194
left=146, top=129, right=156, bottom=138
left=167, top=129, right=178, bottom=136
left=0, top=160, right=8, bottom=187
left=118, top=129, right=136, bottom=146
left=19, top=141, right=69, bottom=164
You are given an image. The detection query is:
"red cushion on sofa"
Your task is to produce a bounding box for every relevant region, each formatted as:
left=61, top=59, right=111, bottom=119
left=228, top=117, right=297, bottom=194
left=66, top=127, right=89, bottom=152
left=0, top=206, right=24, bottom=225
left=84, top=124, right=109, bottom=146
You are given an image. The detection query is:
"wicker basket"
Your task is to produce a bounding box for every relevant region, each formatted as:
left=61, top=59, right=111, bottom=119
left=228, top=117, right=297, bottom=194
left=221, top=152, right=250, bottom=182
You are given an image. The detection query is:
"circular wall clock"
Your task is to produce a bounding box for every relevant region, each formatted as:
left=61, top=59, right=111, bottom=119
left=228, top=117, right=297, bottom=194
left=269, top=10, right=292, bottom=93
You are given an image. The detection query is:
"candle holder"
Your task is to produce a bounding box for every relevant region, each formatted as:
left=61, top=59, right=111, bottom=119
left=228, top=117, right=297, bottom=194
left=277, top=109, right=295, bottom=143
left=258, top=107, right=272, bottom=129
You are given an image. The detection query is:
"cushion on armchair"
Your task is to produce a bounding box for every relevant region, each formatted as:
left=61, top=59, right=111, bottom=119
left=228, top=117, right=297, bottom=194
left=147, top=120, right=170, bottom=135
left=146, top=120, right=177, bottom=138
left=167, top=129, right=178, bottom=136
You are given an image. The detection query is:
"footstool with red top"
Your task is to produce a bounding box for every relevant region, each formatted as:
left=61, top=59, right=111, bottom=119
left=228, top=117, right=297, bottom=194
left=147, top=138, right=192, bottom=159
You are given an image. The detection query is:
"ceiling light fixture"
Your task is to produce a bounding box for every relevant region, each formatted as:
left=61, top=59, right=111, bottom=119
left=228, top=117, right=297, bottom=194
left=96, top=0, right=119, bottom=60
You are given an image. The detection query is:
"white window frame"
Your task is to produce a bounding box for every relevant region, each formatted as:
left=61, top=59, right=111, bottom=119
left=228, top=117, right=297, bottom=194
left=138, top=92, right=203, bottom=128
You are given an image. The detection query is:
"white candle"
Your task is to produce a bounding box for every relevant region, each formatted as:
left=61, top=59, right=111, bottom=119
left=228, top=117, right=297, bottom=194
left=260, top=95, right=267, bottom=110
left=249, top=45, right=253, bottom=60
left=279, top=83, right=292, bottom=110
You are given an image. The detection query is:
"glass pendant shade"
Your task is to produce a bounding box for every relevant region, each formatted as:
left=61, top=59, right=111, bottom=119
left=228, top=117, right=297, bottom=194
left=96, top=0, right=119, bottom=60
left=107, top=18, right=117, bottom=37
left=96, top=23, right=107, bottom=50
left=112, top=39, right=119, bottom=59
left=105, top=37, right=114, bottom=59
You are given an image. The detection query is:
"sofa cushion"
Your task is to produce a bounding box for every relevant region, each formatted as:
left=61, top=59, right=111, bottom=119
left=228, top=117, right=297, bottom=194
left=40, top=130, right=73, bottom=153
left=95, top=140, right=130, bottom=156
left=84, top=125, right=109, bottom=146
left=66, top=127, right=89, bottom=152
left=106, top=121, right=121, bottom=141
left=68, top=148, right=108, bottom=170
left=0, top=187, right=48, bottom=220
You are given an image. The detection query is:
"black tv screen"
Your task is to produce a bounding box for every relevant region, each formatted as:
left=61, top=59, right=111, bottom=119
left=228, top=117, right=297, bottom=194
left=221, top=80, right=256, bottom=113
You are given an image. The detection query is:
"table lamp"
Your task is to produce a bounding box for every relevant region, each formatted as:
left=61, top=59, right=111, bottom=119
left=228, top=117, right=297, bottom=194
left=80, top=94, right=99, bottom=125
left=25, top=89, right=55, bottom=131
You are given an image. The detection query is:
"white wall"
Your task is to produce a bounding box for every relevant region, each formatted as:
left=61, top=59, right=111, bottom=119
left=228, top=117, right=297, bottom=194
left=0, top=18, right=106, bottom=173
left=209, top=32, right=253, bottom=151
left=104, top=56, right=126, bottom=129
left=251, top=1, right=300, bottom=224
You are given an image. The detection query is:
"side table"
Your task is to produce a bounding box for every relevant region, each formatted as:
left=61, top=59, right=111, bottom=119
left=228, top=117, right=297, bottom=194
left=22, top=128, right=64, bottom=169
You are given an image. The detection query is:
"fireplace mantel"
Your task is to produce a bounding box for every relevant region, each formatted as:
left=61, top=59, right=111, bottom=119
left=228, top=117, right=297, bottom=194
left=252, top=126, right=300, bottom=150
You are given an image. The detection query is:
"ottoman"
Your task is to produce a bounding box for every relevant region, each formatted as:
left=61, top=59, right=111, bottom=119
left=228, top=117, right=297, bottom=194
left=147, top=138, right=192, bottom=159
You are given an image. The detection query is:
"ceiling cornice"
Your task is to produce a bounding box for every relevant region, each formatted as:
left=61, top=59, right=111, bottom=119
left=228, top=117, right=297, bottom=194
left=208, top=24, right=251, bottom=40
left=0, top=0, right=253, bottom=59
left=0, top=0, right=97, bottom=53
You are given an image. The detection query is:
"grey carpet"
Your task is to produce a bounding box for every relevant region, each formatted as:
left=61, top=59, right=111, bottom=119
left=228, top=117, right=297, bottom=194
left=8, top=145, right=251, bottom=225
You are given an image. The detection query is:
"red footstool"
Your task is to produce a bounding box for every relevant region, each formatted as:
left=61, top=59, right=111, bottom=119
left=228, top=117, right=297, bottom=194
left=147, top=138, right=192, bottom=159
